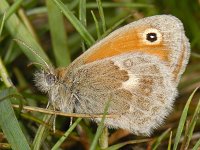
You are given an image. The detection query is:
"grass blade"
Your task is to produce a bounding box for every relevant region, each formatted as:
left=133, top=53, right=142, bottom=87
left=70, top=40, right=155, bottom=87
left=173, top=87, right=199, bottom=150
left=101, top=14, right=131, bottom=39
left=3, top=41, right=21, bottom=65
left=181, top=97, right=200, bottom=149
left=0, top=0, right=51, bottom=67
left=99, top=127, right=108, bottom=149
left=90, top=100, right=110, bottom=150
left=96, top=0, right=106, bottom=32
left=86, top=2, right=153, bottom=8
left=4, top=0, right=23, bottom=21
left=46, top=0, right=71, bottom=67
left=52, top=118, right=82, bottom=150
left=91, top=10, right=101, bottom=39
left=79, top=0, right=87, bottom=52
left=192, top=138, right=200, bottom=150
left=0, top=58, right=31, bottom=150
left=0, top=1, right=53, bottom=150
left=67, top=11, right=130, bottom=56
left=32, top=115, right=52, bottom=150
left=152, top=128, right=171, bottom=150
left=0, top=12, right=6, bottom=37
left=104, top=139, right=151, bottom=150
left=53, top=0, right=95, bottom=46
left=168, top=131, right=173, bottom=150
left=0, top=88, right=31, bottom=150
left=79, top=0, right=86, bottom=27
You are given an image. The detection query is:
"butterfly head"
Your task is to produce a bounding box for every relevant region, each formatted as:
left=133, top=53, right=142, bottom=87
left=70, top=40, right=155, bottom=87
left=34, top=67, right=58, bottom=93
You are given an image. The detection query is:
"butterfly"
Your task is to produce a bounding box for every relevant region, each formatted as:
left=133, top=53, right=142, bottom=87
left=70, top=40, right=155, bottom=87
left=34, top=15, right=190, bottom=136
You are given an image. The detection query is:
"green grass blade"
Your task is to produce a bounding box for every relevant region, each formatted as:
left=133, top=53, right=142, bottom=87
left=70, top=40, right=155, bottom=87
left=25, top=2, right=152, bottom=16
left=101, top=14, right=131, bottom=40
left=13, top=67, right=28, bottom=88
left=90, top=100, right=110, bottom=150
left=0, top=1, right=53, bottom=149
left=32, top=115, right=52, bottom=150
left=168, top=131, right=173, bottom=150
left=0, top=12, right=6, bottom=37
left=91, top=10, right=101, bottom=38
left=191, top=52, right=200, bottom=59
left=79, top=0, right=86, bottom=26
left=26, top=0, right=79, bottom=16
left=152, top=128, right=171, bottom=150
left=68, top=11, right=129, bottom=56
left=173, top=87, right=199, bottom=150
left=4, top=0, right=23, bottom=21
left=99, top=127, right=108, bottom=149
left=52, top=0, right=95, bottom=46
left=79, top=0, right=87, bottom=51
left=3, top=41, right=21, bottom=65
left=68, top=0, right=79, bottom=10
left=96, top=0, right=106, bottom=32
left=0, top=88, right=31, bottom=150
left=192, top=138, right=200, bottom=150
left=46, top=0, right=71, bottom=67
left=181, top=97, right=200, bottom=149
left=86, top=2, right=153, bottom=8
left=17, top=3, right=40, bottom=44
left=0, top=57, right=13, bottom=89
left=104, top=139, right=150, bottom=150
left=52, top=118, right=82, bottom=150
left=0, top=0, right=51, bottom=67
left=0, top=58, right=31, bottom=150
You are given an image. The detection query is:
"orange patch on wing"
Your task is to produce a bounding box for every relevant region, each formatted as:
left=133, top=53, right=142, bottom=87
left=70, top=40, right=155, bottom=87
left=84, top=26, right=170, bottom=64
left=55, top=68, right=67, bottom=79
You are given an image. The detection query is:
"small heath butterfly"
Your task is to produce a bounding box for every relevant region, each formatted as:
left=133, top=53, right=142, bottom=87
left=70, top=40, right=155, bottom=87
left=34, top=15, right=190, bottom=136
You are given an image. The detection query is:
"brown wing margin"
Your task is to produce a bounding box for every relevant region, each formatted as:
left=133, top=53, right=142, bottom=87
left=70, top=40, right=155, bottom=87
left=172, top=36, right=190, bottom=83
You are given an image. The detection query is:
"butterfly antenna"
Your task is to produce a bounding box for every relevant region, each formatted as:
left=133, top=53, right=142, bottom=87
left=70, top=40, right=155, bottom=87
left=27, top=62, right=47, bottom=69
left=13, top=39, right=50, bottom=69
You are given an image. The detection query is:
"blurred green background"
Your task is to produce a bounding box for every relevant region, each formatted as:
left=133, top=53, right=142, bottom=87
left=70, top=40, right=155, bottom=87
left=0, top=0, right=200, bottom=150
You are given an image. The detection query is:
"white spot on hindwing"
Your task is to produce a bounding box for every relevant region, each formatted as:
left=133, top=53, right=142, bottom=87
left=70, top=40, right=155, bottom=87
left=121, top=73, right=139, bottom=91
left=111, top=58, right=140, bottom=91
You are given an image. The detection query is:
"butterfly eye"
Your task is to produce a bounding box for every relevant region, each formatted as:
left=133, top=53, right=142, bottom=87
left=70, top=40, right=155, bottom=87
left=46, top=74, right=56, bottom=86
left=142, top=28, right=162, bottom=45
